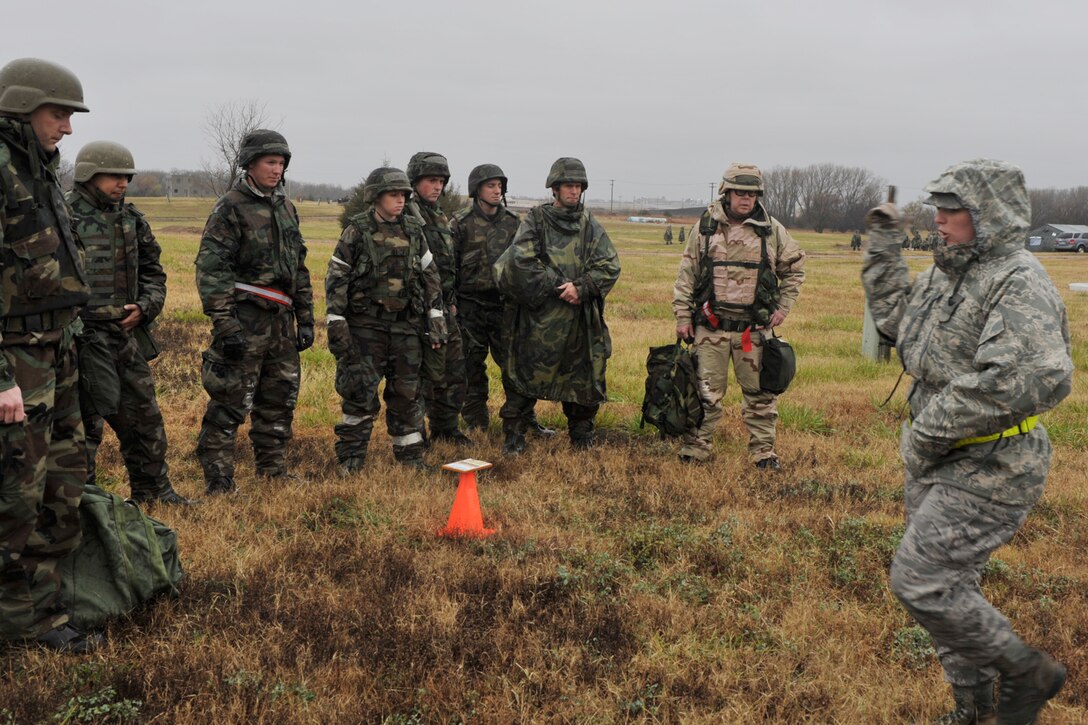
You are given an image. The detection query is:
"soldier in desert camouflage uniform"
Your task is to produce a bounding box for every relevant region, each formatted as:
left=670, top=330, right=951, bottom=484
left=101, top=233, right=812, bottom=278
left=672, top=163, right=805, bottom=470
left=195, top=129, right=314, bottom=494
left=863, top=159, right=1072, bottom=725
left=325, top=167, right=445, bottom=471
left=406, top=152, right=468, bottom=445
left=494, top=157, right=620, bottom=455
left=66, top=141, right=189, bottom=505
left=0, top=58, right=101, bottom=652
left=450, top=163, right=554, bottom=437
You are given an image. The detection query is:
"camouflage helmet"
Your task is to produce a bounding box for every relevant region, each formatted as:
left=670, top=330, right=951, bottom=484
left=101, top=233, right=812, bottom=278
left=718, top=162, right=764, bottom=195
left=237, top=129, right=291, bottom=170
left=0, top=57, right=89, bottom=115
left=545, top=157, right=589, bottom=190
left=363, top=167, right=413, bottom=204
left=406, top=151, right=450, bottom=186
left=73, top=141, right=136, bottom=183
left=467, top=163, right=508, bottom=198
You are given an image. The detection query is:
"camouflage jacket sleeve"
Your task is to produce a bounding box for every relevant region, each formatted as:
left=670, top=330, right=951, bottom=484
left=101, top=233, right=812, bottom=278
left=0, top=174, right=10, bottom=391
left=325, top=225, right=357, bottom=323
left=131, top=208, right=167, bottom=324
left=448, top=211, right=465, bottom=293
left=860, top=228, right=912, bottom=341
left=912, top=263, right=1073, bottom=450
left=288, top=202, right=314, bottom=328
left=195, top=198, right=243, bottom=337
left=420, top=237, right=446, bottom=342
left=771, top=220, right=806, bottom=315
left=572, top=217, right=621, bottom=302
left=672, top=226, right=703, bottom=325
left=494, top=215, right=565, bottom=308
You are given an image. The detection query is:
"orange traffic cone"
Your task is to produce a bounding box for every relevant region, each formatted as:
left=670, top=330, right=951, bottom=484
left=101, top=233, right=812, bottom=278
left=439, top=459, right=495, bottom=538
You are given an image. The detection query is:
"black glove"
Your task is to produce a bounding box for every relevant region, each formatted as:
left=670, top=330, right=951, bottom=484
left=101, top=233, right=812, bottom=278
left=217, top=332, right=247, bottom=361
left=296, top=324, right=315, bottom=352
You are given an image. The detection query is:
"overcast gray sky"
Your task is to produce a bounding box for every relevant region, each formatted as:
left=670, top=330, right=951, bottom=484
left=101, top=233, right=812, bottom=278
left=7, top=0, right=1084, bottom=202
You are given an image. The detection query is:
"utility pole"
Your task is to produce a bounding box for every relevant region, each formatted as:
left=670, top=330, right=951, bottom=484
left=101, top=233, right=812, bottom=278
left=610, top=179, right=615, bottom=213
left=709, top=182, right=715, bottom=203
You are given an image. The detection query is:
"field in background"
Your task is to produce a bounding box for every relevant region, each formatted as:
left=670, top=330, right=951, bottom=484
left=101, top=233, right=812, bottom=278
left=2, top=198, right=1086, bottom=723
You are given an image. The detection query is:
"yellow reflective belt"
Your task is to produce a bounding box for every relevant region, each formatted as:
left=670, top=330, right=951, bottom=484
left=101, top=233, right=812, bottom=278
left=952, top=416, right=1038, bottom=449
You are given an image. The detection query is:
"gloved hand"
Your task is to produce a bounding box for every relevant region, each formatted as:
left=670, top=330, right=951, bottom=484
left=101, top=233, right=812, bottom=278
left=216, top=331, right=247, bottom=361
left=865, top=202, right=902, bottom=232
left=296, top=324, right=315, bottom=352
left=326, top=319, right=353, bottom=359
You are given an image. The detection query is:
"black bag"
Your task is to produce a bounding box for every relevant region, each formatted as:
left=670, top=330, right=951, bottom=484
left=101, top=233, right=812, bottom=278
left=640, top=341, right=704, bottom=437
left=58, top=484, right=183, bottom=629
left=760, top=333, right=796, bottom=394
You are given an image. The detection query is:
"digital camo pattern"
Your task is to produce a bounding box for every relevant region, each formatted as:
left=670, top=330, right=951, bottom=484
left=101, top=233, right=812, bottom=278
left=0, top=330, right=85, bottom=639
left=451, top=202, right=522, bottom=428
left=195, top=175, right=313, bottom=338
left=494, top=203, right=620, bottom=406
left=862, top=158, right=1073, bottom=506
left=325, top=207, right=444, bottom=463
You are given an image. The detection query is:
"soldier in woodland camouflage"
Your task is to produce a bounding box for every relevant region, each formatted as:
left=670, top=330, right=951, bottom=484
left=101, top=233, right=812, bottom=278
left=0, top=58, right=101, bottom=652
left=672, top=163, right=805, bottom=470
left=195, top=130, right=314, bottom=494
left=863, top=159, right=1071, bottom=725
left=451, top=163, right=555, bottom=435
left=325, top=167, right=445, bottom=471
left=664, top=225, right=673, bottom=245
left=406, top=152, right=468, bottom=444
left=66, top=141, right=189, bottom=505
left=494, top=157, right=620, bottom=454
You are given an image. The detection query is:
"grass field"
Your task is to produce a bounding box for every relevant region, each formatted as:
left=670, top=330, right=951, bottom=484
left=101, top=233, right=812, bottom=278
left=2, top=198, right=1086, bottom=723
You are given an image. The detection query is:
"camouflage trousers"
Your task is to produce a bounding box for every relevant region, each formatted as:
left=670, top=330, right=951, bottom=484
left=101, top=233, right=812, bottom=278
left=890, top=480, right=1036, bottom=687
left=197, top=302, right=300, bottom=480
left=421, top=308, right=465, bottom=435
left=679, top=326, right=777, bottom=463
left=501, top=389, right=598, bottom=442
left=78, top=324, right=170, bottom=497
left=334, top=324, right=425, bottom=462
left=457, top=297, right=506, bottom=429
left=0, top=335, right=85, bottom=639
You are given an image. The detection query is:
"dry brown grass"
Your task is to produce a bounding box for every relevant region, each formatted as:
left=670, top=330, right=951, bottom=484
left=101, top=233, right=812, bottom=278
left=2, top=201, right=1086, bottom=723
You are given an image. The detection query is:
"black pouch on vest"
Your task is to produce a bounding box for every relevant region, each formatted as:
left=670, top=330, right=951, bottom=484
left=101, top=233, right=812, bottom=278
left=759, top=333, right=796, bottom=395
left=132, top=326, right=160, bottom=361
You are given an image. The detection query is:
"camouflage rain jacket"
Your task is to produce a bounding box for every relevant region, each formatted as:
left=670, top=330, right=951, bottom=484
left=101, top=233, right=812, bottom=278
left=450, top=201, right=520, bottom=304
left=195, top=175, right=314, bottom=337
left=408, top=199, right=456, bottom=307
left=0, top=117, right=89, bottom=390
left=65, top=183, right=165, bottom=325
left=494, top=202, right=620, bottom=404
left=862, top=159, right=1073, bottom=505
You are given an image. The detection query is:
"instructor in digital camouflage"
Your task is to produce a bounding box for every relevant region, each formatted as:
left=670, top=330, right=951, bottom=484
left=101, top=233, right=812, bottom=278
left=672, top=163, right=805, bottom=470
left=195, top=129, right=314, bottom=494
left=0, top=58, right=100, bottom=653
left=67, top=141, right=189, bottom=505
left=325, top=167, right=445, bottom=471
left=494, top=157, right=620, bottom=454
left=451, top=163, right=554, bottom=437
left=863, top=159, right=1071, bottom=725
left=406, top=151, right=468, bottom=444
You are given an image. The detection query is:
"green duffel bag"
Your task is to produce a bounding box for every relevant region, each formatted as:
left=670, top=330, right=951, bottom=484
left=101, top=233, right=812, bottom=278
left=760, top=332, right=797, bottom=395
left=58, top=484, right=183, bottom=629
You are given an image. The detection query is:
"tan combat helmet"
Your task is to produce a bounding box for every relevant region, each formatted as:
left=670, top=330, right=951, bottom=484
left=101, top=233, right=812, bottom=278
left=0, top=57, right=89, bottom=115
left=718, top=162, right=763, bottom=196
left=74, top=141, right=136, bottom=183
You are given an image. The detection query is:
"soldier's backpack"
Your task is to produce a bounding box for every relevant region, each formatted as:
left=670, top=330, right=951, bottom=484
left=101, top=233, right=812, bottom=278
left=640, top=341, right=704, bottom=437
left=58, top=484, right=183, bottom=629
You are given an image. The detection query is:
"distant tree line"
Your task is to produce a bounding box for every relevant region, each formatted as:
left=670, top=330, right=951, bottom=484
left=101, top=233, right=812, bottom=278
left=762, top=164, right=886, bottom=233
left=119, top=168, right=348, bottom=202
left=1029, top=187, right=1088, bottom=228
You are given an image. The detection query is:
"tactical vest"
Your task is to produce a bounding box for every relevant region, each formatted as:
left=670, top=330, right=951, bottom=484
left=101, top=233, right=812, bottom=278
left=410, top=200, right=456, bottom=303
left=692, top=210, right=781, bottom=327
left=66, top=186, right=138, bottom=320
left=0, top=123, right=89, bottom=332
left=453, top=203, right=519, bottom=301
left=347, top=212, right=427, bottom=323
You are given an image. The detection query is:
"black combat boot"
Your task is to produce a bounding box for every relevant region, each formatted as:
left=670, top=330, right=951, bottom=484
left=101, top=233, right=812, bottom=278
left=933, top=682, right=996, bottom=725
left=131, top=484, right=195, bottom=506
left=528, top=417, right=557, bottom=437
left=431, top=429, right=473, bottom=446
left=36, top=624, right=104, bottom=654
left=755, top=457, right=781, bottom=471
left=205, top=476, right=237, bottom=496
left=338, top=456, right=366, bottom=477
left=993, top=642, right=1066, bottom=725
left=394, top=444, right=429, bottom=470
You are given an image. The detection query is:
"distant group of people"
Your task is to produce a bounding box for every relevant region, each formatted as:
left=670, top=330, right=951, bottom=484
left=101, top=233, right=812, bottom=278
left=0, top=55, right=1073, bottom=723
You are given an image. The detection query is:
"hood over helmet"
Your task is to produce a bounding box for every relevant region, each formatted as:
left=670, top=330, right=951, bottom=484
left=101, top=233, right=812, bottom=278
left=923, top=158, right=1029, bottom=259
